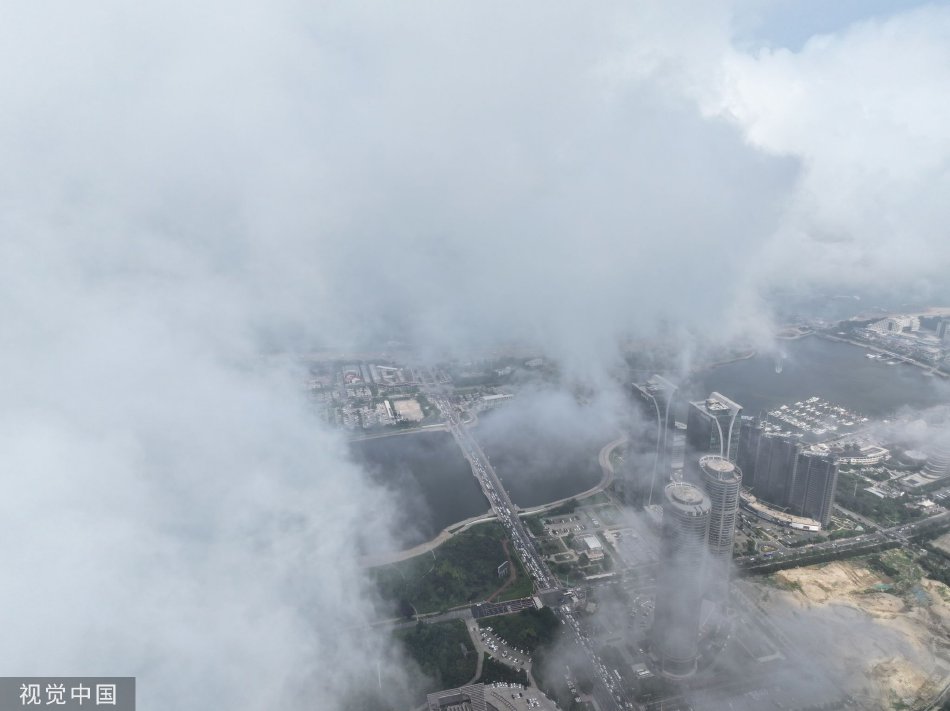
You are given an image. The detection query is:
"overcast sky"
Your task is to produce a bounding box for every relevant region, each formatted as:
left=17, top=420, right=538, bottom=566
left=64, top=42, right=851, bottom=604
left=1, top=2, right=949, bottom=709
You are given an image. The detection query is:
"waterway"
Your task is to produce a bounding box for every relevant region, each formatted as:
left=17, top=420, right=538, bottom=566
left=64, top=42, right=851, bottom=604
left=349, top=431, right=487, bottom=549
left=687, top=335, right=950, bottom=418
left=473, top=410, right=604, bottom=508
left=350, top=408, right=608, bottom=551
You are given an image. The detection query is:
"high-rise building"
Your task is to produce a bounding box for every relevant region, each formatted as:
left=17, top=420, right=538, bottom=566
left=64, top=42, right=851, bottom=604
left=788, top=448, right=839, bottom=526
left=736, top=416, right=761, bottom=490
left=652, top=482, right=710, bottom=678
left=685, top=392, right=743, bottom=482
left=736, top=424, right=839, bottom=527
left=753, top=433, right=801, bottom=507
left=671, top=421, right=687, bottom=474
left=922, top=439, right=950, bottom=482
left=627, top=375, right=678, bottom=505
left=699, top=455, right=741, bottom=600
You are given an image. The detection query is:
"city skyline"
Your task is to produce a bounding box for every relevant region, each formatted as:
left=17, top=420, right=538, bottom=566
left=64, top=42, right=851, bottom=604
left=3, top=1, right=950, bottom=709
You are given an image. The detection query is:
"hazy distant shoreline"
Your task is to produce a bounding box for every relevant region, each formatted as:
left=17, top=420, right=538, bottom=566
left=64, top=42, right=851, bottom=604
left=817, top=332, right=948, bottom=379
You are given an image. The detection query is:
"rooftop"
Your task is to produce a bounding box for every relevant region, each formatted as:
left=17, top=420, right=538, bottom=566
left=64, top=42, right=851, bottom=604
left=581, top=535, right=603, bottom=550
left=668, top=483, right=704, bottom=505
left=691, top=391, right=742, bottom=414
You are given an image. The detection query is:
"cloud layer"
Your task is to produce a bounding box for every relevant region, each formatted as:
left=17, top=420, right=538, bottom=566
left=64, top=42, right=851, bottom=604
left=1, top=2, right=948, bottom=709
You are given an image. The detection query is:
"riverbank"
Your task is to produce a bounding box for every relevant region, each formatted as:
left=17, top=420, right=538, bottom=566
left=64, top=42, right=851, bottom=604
left=686, top=349, right=757, bottom=379
left=818, top=332, right=948, bottom=378
left=776, top=326, right=814, bottom=340
left=360, top=435, right=625, bottom=567
left=695, top=333, right=948, bottom=417
left=517, top=435, right=625, bottom=516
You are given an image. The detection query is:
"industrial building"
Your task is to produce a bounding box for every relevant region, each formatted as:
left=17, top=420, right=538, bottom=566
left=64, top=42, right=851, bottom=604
left=652, top=482, right=711, bottom=678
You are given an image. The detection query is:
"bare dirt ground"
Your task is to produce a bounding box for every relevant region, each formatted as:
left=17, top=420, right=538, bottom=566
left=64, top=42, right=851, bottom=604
left=745, top=560, right=950, bottom=710
left=393, top=398, right=424, bottom=422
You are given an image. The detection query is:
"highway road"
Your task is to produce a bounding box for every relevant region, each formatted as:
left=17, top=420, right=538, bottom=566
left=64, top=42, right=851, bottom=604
left=422, top=375, right=631, bottom=710
left=426, top=388, right=559, bottom=592
left=736, top=509, right=950, bottom=574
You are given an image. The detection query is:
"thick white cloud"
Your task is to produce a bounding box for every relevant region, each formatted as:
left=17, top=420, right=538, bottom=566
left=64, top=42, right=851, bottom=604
left=708, top=4, right=950, bottom=292
left=0, top=2, right=947, bottom=710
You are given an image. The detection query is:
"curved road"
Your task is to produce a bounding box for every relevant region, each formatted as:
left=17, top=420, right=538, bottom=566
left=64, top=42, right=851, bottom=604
left=516, top=435, right=626, bottom=516
left=361, top=434, right=626, bottom=567
left=360, top=511, right=497, bottom=568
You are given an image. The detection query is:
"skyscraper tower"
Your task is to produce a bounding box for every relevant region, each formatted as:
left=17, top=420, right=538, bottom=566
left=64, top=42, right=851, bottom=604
left=736, top=415, right=761, bottom=490
left=685, top=393, right=742, bottom=482
left=652, top=482, right=710, bottom=678
left=751, top=432, right=800, bottom=506
left=789, top=448, right=839, bottom=527
left=628, top=375, right=679, bottom=505
left=699, top=455, right=742, bottom=600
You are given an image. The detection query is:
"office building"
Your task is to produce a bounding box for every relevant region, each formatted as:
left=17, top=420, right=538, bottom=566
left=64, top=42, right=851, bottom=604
left=628, top=375, right=679, bottom=505
left=671, top=422, right=687, bottom=473
left=699, top=455, right=741, bottom=600
left=685, top=392, right=743, bottom=482
left=736, top=416, right=761, bottom=490
left=752, top=433, right=801, bottom=507
left=652, top=482, right=710, bottom=678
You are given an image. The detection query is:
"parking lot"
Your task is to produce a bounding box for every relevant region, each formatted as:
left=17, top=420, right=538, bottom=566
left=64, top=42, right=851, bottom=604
left=470, top=621, right=532, bottom=672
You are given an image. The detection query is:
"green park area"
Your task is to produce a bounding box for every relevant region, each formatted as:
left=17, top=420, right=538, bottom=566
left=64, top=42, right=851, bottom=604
left=395, top=620, right=477, bottom=692
left=835, top=471, right=922, bottom=526
left=478, top=606, right=559, bottom=653
left=373, top=521, right=533, bottom=615
left=391, top=619, right=530, bottom=706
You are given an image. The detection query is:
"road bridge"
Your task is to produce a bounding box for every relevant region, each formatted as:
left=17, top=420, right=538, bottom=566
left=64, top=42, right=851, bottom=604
left=422, top=372, right=630, bottom=710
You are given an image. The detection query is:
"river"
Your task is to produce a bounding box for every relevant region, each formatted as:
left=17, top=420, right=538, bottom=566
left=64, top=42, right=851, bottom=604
left=349, top=431, right=487, bottom=549
left=473, top=411, right=604, bottom=508
left=354, top=336, right=948, bottom=553
left=687, top=335, right=949, bottom=417
left=349, top=410, right=606, bottom=550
